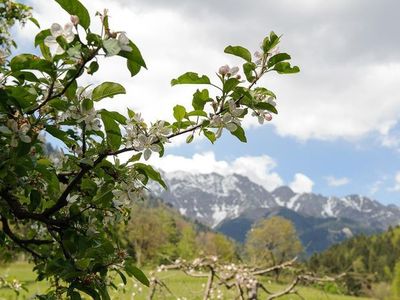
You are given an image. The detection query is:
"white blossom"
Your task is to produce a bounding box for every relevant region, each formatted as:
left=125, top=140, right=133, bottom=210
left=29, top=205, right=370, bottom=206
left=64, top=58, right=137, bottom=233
left=132, top=134, right=161, bottom=160
left=44, top=23, right=75, bottom=55
left=218, top=65, right=239, bottom=77
left=117, top=33, right=131, bottom=52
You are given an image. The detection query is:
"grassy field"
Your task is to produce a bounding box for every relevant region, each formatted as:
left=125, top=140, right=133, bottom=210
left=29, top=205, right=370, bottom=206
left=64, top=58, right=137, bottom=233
left=0, top=262, right=372, bottom=300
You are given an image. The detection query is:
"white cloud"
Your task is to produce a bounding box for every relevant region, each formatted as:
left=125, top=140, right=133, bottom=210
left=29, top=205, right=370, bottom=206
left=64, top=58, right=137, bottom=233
left=325, top=176, right=350, bottom=187
left=369, top=180, right=383, bottom=195
left=289, top=173, right=314, bottom=193
left=118, top=151, right=283, bottom=191
left=390, top=172, right=400, bottom=192
left=16, top=0, right=400, bottom=144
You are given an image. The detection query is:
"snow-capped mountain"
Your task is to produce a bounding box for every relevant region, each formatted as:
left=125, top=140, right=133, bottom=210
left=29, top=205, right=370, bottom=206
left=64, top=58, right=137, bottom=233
left=151, top=171, right=400, bottom=230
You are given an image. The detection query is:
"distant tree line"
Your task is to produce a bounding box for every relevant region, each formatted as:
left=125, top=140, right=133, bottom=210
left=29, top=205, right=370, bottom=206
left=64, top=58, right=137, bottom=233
left=308, top=225, right=400, bottom=296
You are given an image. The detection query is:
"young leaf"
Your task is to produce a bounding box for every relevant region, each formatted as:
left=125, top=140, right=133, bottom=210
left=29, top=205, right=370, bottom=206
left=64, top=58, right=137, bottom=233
left=187, top=110, right=207, bottom=117
left=272, top=62, right=300, bottom=74
left=100, top=111, right=122, bottom=150
left=34, top=29, right=51, bottom=47
left=100, top=109, right=127, bottom=124
left=124, top=261, right=150, bottom=287
left=230, top=125, right=247, bottom=142
left=127, top=60, right=141, bottom=77
left=55, top=0, right=91, bottom=29
left=203, top=130, right=216, bottom=144
left=267, top=53, right=291, bottom=68
left=134, top=163, right=167, bottom=189
left=171, top=72, right=210, bottom=86
left=92, top=82, right=126, bottom=102
left=119, top=40, right=147, bottom=68
left=192, top=89, right=210, bottom=110
left=10, top=54, right=55, bottom=76
left=173, top=105, right=186, bottom=122
left=223, top=78, right=240, bottom=94
left=254, top=102, right=278, bottom=114
left=224, top=45, right=252, bottom=62
left=186, top=134, right=194, bottom=143
left=243, top=62, right=256, bottom=82
left=87, top=61, right=99, bottom=75
left=262, top=31, right=281, bottom=53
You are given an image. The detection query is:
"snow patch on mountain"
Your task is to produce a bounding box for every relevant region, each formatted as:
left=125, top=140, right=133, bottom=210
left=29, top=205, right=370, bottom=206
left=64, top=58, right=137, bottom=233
left=150, top=171, right=400, bottom=229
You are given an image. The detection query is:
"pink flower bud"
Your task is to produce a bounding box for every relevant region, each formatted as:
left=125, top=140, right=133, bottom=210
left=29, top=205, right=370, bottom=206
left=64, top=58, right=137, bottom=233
left=70, top=15, right=79, bottom=26
left=218, top=65, right=229, bottom=76
left=264, top=113, right=272, bottom=121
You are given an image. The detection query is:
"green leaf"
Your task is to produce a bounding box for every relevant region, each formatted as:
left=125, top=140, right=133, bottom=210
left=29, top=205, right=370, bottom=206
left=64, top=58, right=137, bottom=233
left=230, top=125, right=247, bottom=142
left=126, top=60, right=141, bottom=77
left=76, top=258, right=91, bottom=270
left=45, top=125, right=75, bottom=147
left=119, top=40, right=146, bottom=68
left=203, top=130, right=216, bottom=144
left=10, top=54, right=55, bottom=76
left=134, top=163, right=167, bottom=189
left=55, top=0, right=91, bottom=29
left=29, top=17, right=40, bottom=28
left=73, top=284, right=100, bottom=300
left=272, top=62, right=300, bottom=74
left=48, top=99, right=68, bottom=111
left=254, top=87, right=276, bottom=99
left=116, top=270, right=127, bottom=285
left=171, top=72, right=210, bottom=86
left=186, top=134, right=194, bottom=143
left=254, top=102, right=278, bottom=114
left=192, top=89, right=210, bottom=110
left=124, top=261, right=150, bottom=287
left=223, top=78, right=240, bottom=94
left=243, top=62, right=256, bottom=82
left=81, top=98, right=93, bottom=112
left=98, top=286, right=111, bottom=300
left=100, top=110, right=127, bottom=125
left=92, top=82, right=126, bottom=102
left=224, top=45, right=252, bottom=62
left=187, top=110, right=207, bottom=117
left=9, top=86, right=36, bottom=109
left=126, top=153, right=142, bottom=164
left=69, top=291, right=82, bottom=300
left=29, top=189, right=41, bottom=211
left=87, top=61, right=99, bottom=75
left=173, top=105, right=186, bottom=122
left=267, top=53, right=291, bottom=68
left=34, top=29, right=51, bottom=47
left=262, top=31, right=281, bottom=53
left=100, top=111, right=122, bottom=150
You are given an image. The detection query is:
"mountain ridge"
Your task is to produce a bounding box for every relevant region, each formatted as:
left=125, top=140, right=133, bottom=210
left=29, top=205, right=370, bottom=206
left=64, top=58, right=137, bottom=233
left=151, top=171, right=399, bottom=229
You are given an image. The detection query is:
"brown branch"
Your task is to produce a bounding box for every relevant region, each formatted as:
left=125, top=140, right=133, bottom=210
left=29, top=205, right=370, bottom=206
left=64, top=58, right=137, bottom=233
left=0, top=188, right=68, bottom=227
left=0, top=215, right=52, bottom=245
left=267, top=276, right=299, bottom=300
left=203, top=268, right=215, bottom=300
left=252, top=257, right=297, bottom=276
left=0, top=216, right=45, bottom=260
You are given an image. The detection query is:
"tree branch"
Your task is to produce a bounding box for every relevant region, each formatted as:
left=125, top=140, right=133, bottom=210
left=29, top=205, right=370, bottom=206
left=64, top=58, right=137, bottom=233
left=26, top=48, right=100, bottom=115
left=0, top=215, right=52, bottom=245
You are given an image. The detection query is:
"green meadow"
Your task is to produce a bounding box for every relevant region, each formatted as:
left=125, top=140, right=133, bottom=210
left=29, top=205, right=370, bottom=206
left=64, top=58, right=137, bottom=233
left=0, top=262, right=372, bottom=300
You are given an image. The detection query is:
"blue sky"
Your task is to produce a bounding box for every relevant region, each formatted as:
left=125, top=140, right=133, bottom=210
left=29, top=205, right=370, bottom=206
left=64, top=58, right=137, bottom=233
left=16, top=0, right=400, bottom=205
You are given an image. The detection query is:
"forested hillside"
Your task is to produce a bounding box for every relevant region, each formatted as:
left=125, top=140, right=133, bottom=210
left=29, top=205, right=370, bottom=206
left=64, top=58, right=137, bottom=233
left=308, top=226, right=400, bottom=282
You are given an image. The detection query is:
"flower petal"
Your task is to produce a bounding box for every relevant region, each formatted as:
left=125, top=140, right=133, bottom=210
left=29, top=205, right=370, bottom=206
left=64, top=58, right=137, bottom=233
left=50, top=23, right=63, bottom=37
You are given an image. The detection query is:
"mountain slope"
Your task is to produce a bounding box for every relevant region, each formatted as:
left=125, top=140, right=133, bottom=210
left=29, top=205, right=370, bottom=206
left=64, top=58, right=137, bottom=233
left=216, top=207, right=379, bottom=255
left=151, top=171, right=400, bottom=230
